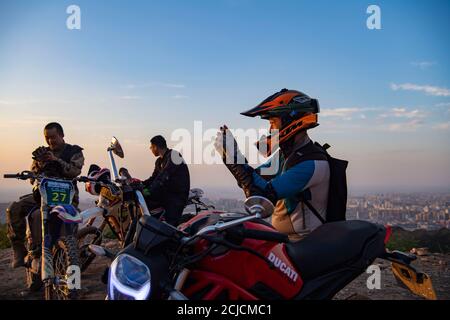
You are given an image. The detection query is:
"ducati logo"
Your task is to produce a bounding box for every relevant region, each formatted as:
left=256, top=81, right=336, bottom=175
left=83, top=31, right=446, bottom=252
left=268, top=252, right=298, bottom=282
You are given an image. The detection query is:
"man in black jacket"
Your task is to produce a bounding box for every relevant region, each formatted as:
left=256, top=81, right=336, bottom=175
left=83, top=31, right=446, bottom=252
left=142, top=135, right=190, bottom=226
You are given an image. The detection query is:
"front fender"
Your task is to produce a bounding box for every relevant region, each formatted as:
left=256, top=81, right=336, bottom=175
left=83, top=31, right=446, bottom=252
left=51, top=205, right=82, bottom=224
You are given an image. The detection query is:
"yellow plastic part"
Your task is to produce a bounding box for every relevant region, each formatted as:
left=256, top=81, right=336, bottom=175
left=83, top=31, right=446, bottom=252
left=391, top=262, right=437, bottom=300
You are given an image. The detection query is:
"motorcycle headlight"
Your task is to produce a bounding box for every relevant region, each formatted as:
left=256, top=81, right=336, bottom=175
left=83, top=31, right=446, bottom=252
left=108, top=254, right=151, bottom=300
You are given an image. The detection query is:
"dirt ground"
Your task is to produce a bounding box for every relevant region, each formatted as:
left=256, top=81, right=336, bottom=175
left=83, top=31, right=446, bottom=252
left=335, top=254, right=450, bottom=300
left=0, top=242, right=448, bottom=300
left=0, top=243, right=113, bottom=300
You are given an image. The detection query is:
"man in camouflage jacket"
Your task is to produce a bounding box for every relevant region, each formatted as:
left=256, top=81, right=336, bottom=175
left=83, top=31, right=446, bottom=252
left=6, top=122, right=85, bottom=268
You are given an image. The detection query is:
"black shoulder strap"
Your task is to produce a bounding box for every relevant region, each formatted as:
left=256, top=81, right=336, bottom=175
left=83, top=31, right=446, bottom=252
left=298, top=193, right=326, bottom=224
left=291, top=141, right=331, bottom=225
left=284, top=141, right=327, bottom=170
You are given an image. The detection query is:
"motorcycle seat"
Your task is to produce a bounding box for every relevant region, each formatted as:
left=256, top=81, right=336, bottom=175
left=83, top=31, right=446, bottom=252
left=285, top=220, right=385, bottom=280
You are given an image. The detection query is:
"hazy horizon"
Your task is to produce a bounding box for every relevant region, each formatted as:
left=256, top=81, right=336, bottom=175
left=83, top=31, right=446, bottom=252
left=0, top=182, right=449, bottom=204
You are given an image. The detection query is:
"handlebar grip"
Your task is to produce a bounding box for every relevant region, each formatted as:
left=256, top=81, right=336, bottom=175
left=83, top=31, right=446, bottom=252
left=242, top=229, right=289, bottom=243
left=3, top=174, right=19, bottom=179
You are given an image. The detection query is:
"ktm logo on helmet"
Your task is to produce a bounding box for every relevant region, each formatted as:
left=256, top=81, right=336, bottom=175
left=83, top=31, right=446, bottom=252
left=292, top=95, right=311, bottom=104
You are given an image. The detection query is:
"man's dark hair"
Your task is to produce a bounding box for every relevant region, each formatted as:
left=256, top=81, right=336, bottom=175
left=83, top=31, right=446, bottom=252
left=44, top=122, right=64, bottom=136
left=150, top=135, right=167, bottom=149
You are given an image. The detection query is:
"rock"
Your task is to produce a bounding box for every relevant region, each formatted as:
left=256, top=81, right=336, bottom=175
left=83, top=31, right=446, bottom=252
left=411, top=247, right=430, bottom=256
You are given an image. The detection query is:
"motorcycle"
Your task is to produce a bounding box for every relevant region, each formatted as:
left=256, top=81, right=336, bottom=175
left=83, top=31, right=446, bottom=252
left=77, top=137, right=216, bottom=272
left=3, top=171, right=83, bottom=300
left=76, top=137, right=151, bottom=271
left=177, top=188, right=216, bottom=224
left=106, top=196, right=437, bottom=300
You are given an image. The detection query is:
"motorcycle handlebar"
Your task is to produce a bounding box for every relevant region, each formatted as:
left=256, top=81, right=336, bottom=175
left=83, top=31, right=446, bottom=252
left=3, top=173, right=20, bottom=179
left=3, top=171, right=36, bottom=180
left=76, top=176, right=115, bottom=187
left=4, top=171, right=83, bottom=183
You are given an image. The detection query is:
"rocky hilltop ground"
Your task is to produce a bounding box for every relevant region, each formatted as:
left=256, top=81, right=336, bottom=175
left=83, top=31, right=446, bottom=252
left=0, top=238, right=449, bottom=300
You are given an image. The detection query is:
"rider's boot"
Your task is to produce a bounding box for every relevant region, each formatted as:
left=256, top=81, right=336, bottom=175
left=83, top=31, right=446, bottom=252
left=11, top=241, right=27, bottom=268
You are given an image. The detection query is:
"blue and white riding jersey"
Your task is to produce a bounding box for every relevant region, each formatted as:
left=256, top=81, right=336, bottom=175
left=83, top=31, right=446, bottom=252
left=251, top=143, right=330, bottom=240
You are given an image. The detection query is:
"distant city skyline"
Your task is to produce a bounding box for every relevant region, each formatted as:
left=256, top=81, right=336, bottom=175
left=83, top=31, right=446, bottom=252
left=1, top=0, right=449, bottom=201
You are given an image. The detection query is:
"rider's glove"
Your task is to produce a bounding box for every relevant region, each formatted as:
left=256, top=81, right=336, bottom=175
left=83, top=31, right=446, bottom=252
left=32, top=146, right=49, bottom=162
left=214, top=125, right=247, bottom=165
left=214, top=126, right=266, bottom=198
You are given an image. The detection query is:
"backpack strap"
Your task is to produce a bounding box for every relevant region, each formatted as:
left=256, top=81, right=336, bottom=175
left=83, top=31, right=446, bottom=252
left=298, top=193, right=327, bottom=224
left=284, top=141, right=327, bottom=170
left=285, top=141, right=331, bottom=224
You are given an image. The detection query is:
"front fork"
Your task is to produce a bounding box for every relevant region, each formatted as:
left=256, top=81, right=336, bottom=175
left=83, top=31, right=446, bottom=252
left=40, top=205, right=54, bottom=282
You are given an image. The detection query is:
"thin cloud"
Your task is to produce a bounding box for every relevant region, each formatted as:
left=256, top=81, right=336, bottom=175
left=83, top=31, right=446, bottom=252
left=391, top=107, right=425, bottom=119
left=411, top=61, right=436, bottom=70
left=391, top=83, right=450, bottom=97
left=173, top=94, right=189, bottom=99
left=162, top=83, right=185, bottom=88
left=386, top=119, right=423, bottom=132
left=119, top=95, right=141, bottom=100
left=123, top=82, right=186, bottom=89
left=432, top=122, right=450, bottom=131
left=0, top=115, right=69, bottom=128
left=0, top=98, right=76, bottom=106
left=435, top=102, right=450, bottom=107
left=321, top=108, right=362, bottom=119
left=0, top=98, right=41, bottom=105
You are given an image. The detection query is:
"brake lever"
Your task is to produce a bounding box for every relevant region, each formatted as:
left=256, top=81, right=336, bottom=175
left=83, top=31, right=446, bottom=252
left=20, top=171, right=36, bottom=180
left=76, top=176, right=90, bottom=183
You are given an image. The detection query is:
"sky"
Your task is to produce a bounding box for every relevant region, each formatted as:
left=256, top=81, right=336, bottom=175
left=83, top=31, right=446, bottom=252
left=0, top=0, right=449, bottom=201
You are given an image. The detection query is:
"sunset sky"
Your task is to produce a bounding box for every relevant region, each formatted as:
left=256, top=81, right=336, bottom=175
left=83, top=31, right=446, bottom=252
left=1, top=0, right=449, bottom=201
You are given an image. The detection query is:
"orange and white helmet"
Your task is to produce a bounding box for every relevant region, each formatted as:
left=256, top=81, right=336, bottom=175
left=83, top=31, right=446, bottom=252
left=241, top=88, right=320, bottom=155
left=85, top=164, right=111, bottom=195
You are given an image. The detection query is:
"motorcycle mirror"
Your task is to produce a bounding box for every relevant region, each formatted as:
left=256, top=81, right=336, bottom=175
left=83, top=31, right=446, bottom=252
left=244, top=196, right=274, bottom=218
left=109, top=136, right=124, bottom=158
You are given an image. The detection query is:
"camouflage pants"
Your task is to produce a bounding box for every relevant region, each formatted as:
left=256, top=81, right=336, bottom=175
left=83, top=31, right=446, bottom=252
left=6, top=194, right=37, bottom=243
left=6, top=193, right=79, bottom=243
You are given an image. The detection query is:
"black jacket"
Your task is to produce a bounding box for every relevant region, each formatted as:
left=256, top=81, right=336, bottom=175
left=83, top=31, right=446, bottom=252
left=143, top=149, right=190, bottom=205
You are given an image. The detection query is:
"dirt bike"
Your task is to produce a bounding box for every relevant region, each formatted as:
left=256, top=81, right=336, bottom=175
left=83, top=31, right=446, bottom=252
left=105, top=196, right=437, bottom=300
left=76, top=137, right=151, bottom=272
left=3, top=171, right=83, bottom=300
left=77, top=140, right=215, bottom=272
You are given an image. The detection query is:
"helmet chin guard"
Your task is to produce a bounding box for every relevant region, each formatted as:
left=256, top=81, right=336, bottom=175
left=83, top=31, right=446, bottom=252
left=256, top=113, right=319, bottom=157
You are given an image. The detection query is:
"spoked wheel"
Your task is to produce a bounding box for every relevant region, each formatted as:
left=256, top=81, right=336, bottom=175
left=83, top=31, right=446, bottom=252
left=45, top=236, right=80, bottom=300
left=77, top=226, right=102, bottom=272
